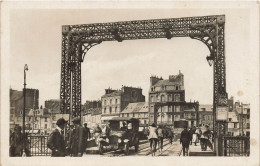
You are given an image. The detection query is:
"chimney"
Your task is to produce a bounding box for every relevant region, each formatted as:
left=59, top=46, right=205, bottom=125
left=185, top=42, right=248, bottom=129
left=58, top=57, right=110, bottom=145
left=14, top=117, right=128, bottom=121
left=150, top=76, right=160, bottom=86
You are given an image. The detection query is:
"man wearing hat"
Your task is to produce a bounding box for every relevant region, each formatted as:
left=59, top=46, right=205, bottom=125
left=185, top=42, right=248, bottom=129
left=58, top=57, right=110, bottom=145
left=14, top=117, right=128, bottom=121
left=68, top=117, right=87, bottom=157
left=47, top=118, right=67, bottom=157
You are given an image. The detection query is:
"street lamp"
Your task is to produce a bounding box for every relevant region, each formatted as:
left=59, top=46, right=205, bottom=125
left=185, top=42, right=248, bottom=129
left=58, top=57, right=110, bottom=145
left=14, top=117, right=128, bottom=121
left=23, top=64, right=28, bottom=157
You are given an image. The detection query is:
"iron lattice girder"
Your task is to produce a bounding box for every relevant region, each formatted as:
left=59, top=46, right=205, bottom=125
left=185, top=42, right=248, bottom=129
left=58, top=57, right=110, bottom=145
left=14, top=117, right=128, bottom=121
left=60, top=15, right=227, bottom=117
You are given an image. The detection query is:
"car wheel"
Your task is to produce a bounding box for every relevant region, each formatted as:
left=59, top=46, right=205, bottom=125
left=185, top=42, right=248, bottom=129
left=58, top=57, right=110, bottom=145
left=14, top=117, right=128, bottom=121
left=124, top=143, right=129, bottom=155
left=99, top=143, right=103, bottom=155
left=135, top=139, right=139, bottom=152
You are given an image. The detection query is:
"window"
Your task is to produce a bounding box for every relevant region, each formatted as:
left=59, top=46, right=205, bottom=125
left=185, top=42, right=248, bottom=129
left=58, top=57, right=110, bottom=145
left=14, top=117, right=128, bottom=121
left=247, top=123, right=250, bottom=129
left=35, top=124, right=37, bottom=128
left=45, top=117, right=47, bottom=122
left=174, top=94, right=180, bottom=102
left=247, top=109, right=250, bottom=114
left=161, top=95, right=165, bottom=102
left=35, top=117, right=37, bottom=121
left=109, top=107, right=112, bottom=114
left=52, top=116, right=56, bottom=121
left=234, top=123, right=238, bottom=128
left=169, top=106, right=172, bottom=112
left=110, top=99, right=112, bottom=105
left=247, top=115, right=250, bottom=119
left=175, top=106, right=180, bottom=112
left=45, top=124, right=47, bottom=129
left=104, top=100, right=106, bottom=106
left=156, top=95, right=159, bottom=102
left=150, top=96, right=154, bottom=102
left=163, top=106, right=168, bottom=112
left=202, top=115, right=205, bottom=120
left=176, top=86, right=179, bottom=90
left=174, top=115, right=180, bottom=121
left=115, top=99, right=118, bottom=104
left=115, top=107, right=117, bottom=113
left=168, top=95, right=172, bottom=101
left=133, top=113, right=135, bottom=117
left=104, top=108, right=106, bottom=114
left=29, top=117, right=31, bottom=121
left=229, top=118, right=232, bottom=122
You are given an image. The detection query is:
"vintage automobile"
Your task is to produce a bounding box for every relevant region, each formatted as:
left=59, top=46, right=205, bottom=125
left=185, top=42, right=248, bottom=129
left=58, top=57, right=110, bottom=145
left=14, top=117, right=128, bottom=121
left=98, top=117, right=140, bottom=155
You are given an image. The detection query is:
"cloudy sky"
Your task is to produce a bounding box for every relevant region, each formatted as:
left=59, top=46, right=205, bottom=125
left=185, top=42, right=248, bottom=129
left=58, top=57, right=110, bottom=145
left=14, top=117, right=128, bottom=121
left=9, top=8, right=254, bottom=106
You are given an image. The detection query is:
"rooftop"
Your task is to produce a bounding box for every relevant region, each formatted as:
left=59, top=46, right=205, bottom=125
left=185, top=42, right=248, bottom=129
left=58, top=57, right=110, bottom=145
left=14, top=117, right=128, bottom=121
left=121, top=102, right=148, bottom=114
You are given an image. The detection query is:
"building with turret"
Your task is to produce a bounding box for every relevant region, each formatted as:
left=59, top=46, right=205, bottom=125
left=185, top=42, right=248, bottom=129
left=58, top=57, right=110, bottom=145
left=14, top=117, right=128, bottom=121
left=148, top=71, right=199, bottom=128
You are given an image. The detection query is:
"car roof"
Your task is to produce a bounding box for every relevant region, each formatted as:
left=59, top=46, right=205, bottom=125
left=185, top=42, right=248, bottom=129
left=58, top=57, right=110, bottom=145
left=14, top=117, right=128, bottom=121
left=109, top=117, right=139, bottom=122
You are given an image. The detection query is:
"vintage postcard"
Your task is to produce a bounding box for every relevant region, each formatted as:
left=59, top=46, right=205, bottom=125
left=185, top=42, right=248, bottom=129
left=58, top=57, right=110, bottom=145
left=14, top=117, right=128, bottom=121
left=1, top=1, right=259, bottom=166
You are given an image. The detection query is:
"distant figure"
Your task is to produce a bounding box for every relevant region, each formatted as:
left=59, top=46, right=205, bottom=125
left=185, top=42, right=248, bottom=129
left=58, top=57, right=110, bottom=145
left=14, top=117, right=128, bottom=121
left=93, top=124, right=102, bottom=145
left=157, top=126, right=164, bottom=152
left=83, top=123, right=91, bottom=140
left=180, top=126, right=192, bottom=156
left=10, top=125, right=30, bottom=157
left=167, top=129, right=174, bottom=144
left=121, top=122, right=127, bottom=130
left=47, top=118, right=68, bottom=157
left=148, top=123, right=158, bottom=154
left=188, top=128, right=194, bottom=145
left=200, top=124, right=210, bottom=151
left=68, top=117, right=87, bottom=157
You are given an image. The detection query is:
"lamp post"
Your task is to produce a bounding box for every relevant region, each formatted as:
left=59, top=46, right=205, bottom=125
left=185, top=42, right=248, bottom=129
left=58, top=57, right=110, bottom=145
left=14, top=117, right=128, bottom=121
left=206, top=55, right=216, bottom=152
left=23, top=64, right=28, bottom=157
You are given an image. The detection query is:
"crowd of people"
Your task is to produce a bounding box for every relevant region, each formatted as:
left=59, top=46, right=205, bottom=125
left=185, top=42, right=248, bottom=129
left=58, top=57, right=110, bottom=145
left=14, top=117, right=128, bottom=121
left=47, top=117, right=106, bottom=157
left=145, top=123, right=174, bottom=155
left=10, top=117, right=213, bottom=157
left=145, top=123, right=213, bottom=156
left=180, top=124, right=213, bottom=156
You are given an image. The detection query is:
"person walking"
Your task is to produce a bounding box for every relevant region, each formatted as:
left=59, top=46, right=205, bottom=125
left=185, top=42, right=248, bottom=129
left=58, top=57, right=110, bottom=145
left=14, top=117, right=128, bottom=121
left=200, top=124, right=209, bottom=151
left=157, top=126, right=164, bottom=152
left=188, top=128, right=194, bottom=145
left=47, top=118, right=68, bottom=157
left=148, top=123, right=158, bottom=155
left=83, top=123, right=91, bottom=140
left=180, top=126, right=192, bottom=156
left=93, top=123, right=102, bottom=145
left=10, top=125, right=30, bottom=157
left=68, top=117, right=87, bottom=157
left=167, top=129, right=174, bottom=144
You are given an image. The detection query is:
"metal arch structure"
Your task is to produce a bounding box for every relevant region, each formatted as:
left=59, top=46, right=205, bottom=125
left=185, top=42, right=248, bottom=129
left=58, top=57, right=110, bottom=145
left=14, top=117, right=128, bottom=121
left=60, top=15, right=228, bottom=154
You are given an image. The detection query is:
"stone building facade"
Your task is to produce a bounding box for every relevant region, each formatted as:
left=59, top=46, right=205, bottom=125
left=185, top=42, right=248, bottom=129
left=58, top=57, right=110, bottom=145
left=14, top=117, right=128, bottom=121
left=101, top=86, right=145, bottom=119
left=10, top=88, right=39, bottom=131
left=148, top=71, right=199, bottom=128
left=119, top=102, right=149, bottom=128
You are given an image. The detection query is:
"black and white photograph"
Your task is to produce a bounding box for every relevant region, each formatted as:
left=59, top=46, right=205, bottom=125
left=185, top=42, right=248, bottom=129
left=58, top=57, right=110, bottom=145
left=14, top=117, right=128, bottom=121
left=1, top=1, right=259, bottom=166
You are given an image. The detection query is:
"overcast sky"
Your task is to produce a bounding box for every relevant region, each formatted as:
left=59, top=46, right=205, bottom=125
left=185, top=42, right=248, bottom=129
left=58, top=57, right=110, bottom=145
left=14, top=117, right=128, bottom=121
left=10, top=8, right=253, bottom=106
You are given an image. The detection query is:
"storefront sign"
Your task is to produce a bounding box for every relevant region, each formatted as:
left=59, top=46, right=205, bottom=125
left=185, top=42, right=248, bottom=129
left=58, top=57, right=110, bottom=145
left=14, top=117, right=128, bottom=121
left=216, top=106, right=228, bottom=121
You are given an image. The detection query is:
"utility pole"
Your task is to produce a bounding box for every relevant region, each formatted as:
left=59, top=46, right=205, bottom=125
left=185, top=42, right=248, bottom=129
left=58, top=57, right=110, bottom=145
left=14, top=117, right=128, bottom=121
left=22, top=64, right=28, bottom=157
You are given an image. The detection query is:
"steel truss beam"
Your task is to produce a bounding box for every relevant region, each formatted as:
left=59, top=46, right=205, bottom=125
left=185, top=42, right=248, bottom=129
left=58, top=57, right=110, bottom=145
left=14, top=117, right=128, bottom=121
left=60, top=15, right=228, bottom=137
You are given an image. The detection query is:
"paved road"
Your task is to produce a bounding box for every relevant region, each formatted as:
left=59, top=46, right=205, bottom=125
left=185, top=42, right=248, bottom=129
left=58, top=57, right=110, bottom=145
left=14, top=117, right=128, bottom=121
left=84, top=139, right=182, bottom=157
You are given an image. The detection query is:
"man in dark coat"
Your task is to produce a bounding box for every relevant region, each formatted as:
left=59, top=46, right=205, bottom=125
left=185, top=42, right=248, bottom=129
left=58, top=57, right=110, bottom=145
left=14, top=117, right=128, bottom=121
left=10, top=125, right=30, bottom=157
left=83, top=123, right=91, bottom=140
left=180, top=126, right=192, bottom=156
left=68, top=117, right=87, bottom=157
left=47, top=118, right=67, bottom=157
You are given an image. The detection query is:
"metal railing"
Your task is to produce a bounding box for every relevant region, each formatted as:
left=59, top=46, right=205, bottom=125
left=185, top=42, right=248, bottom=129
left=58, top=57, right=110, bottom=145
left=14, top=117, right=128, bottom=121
left=28, top=135, right=51, bottom=156
left=223, top=136, right=250, bottom=156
